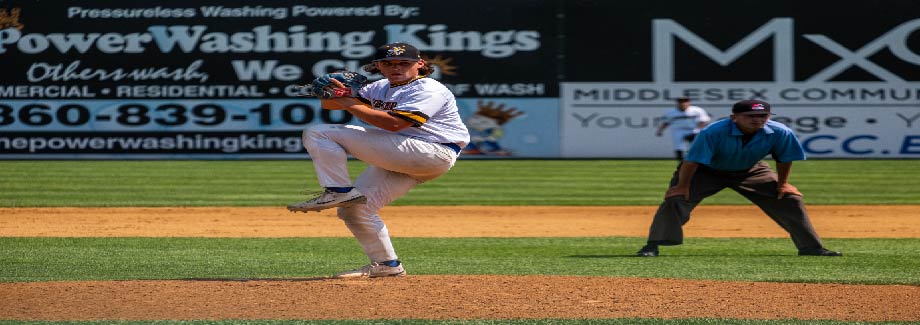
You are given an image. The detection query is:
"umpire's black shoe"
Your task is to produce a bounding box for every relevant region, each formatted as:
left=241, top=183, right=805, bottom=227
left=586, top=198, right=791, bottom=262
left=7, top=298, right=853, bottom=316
left=798, top=248, right=843, bottom=256
left=637, top=245, right=659, bottom=257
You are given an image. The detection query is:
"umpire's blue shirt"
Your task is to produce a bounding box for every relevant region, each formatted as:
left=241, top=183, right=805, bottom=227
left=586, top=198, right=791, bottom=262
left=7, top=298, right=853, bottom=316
left=685, top=119, right=806, bottom=171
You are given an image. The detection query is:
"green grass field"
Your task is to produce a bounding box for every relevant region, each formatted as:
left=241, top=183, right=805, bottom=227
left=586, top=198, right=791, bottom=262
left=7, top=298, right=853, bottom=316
left=2, top=160, right=918, bottom=324
left=0, top=160, right=918, bottom=207
left=1, top=237, right=918, bottom=284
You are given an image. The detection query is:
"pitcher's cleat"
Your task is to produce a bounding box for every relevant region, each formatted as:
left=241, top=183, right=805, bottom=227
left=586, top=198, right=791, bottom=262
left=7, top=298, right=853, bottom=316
left=287, top=188, right=367, bottom=213
left=333, top=262, right=406, bottom=279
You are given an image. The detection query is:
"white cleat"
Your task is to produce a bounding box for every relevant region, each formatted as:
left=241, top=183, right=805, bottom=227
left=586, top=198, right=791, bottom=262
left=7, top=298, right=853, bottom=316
left=287, top=189, right=367, bottom=213
left=333, top=262, right=406, bottom=279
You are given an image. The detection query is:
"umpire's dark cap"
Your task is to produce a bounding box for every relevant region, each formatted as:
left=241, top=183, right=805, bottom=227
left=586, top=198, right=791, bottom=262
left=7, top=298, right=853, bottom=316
left=372, top=43, right=422, bottom=62
left=732, top=99, right=774, bottom=115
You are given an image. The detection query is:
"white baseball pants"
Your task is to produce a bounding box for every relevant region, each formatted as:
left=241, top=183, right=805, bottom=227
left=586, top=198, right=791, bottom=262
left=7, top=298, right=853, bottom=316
left=670, top=128, right=698, bottom=151
left=302, top=124, right=458, bottom=262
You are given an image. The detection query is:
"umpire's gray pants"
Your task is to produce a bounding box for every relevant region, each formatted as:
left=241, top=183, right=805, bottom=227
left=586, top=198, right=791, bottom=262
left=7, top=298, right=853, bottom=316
left=646, top=161, right=825, bottom=251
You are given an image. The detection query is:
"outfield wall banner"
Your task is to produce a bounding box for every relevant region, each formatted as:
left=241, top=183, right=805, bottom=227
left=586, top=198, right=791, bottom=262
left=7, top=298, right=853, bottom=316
left=562, top=1, right=920, bottom=83
left=0, top=1, right=557, bottom=97
left=0, top=98, right=559, bottom=159
left=560, top=0, right=920, bottom=158
left=562, top=83, right=920, bottom=158
left=0, top=99, right=335, bottom=159
left=4, top=1, right=920, bottom=160
left=0, top=0, right=557, bottom=159
left=457, top=98, right=560, bottom=158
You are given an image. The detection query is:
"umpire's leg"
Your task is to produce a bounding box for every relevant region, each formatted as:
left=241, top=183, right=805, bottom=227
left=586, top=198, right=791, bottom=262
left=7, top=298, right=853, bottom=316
left=729, top=162, right=824, bottom=251
left=646, top=164, right=726, bottom=246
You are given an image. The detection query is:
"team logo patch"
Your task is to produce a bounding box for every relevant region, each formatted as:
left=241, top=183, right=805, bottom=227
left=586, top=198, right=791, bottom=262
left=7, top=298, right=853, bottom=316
left=751, top=103, right=765, bottom=110
left=387, top=46, right=406, bottom=57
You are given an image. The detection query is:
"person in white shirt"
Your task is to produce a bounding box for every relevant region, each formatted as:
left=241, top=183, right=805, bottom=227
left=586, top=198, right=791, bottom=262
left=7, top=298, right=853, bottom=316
left=656, top=97, right=711, bottom=160
left=287, top=43, right=470, bottom=279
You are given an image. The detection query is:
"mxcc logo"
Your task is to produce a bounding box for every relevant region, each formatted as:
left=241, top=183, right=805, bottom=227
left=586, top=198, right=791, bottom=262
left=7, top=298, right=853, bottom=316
left=653, top=18, right=920, bottom=82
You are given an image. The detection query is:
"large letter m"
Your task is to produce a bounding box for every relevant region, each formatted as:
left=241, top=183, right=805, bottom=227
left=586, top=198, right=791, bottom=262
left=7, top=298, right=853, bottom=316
left=653, top=18, right=793, bottom=82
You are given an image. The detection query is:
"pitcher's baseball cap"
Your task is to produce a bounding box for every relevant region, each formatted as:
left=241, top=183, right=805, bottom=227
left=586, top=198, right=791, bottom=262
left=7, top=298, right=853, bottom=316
left=372, top=43, right=422, bottom=62
left=732, top=100, right=773, bottom=115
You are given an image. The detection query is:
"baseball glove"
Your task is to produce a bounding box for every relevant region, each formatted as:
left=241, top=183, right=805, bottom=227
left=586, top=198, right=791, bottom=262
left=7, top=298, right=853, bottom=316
left=295, top=71, right=368, bottom=99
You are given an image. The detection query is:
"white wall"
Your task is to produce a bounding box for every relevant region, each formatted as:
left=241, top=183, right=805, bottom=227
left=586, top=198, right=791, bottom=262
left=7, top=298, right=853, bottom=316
left=561, top=82, right=920, bottom=158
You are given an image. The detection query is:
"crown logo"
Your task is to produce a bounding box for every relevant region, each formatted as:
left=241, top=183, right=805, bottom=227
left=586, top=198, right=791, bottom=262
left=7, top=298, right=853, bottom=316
left=475, top=100, right=525, bottom=125
left=422, top=55, right=458, bottom=76
left=0, top=7, right=24, bottom=30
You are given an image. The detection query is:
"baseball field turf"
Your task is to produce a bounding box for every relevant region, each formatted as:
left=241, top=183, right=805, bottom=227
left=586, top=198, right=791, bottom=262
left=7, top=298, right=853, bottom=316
left=1, top=160, right=917, bottom=206
left=1, top=160, right=919, bottom=324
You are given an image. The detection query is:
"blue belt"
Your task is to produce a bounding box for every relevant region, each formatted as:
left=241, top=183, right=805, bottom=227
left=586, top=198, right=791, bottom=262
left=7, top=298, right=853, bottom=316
left=440, top=142, right=462, bottom=154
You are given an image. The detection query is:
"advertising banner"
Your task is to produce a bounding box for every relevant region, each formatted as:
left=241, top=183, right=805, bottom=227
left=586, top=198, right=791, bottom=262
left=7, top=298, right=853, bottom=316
left=457, top=98, right=560, bottom=158
left=0, top=0, right=558, bottom=159
left=3, top=0, right=919, bottom=159
left=561, top=0, right=920, bottom=158
left=562, top=83, right=920, bottom=158
left=0, top=97, right=559, bottom=159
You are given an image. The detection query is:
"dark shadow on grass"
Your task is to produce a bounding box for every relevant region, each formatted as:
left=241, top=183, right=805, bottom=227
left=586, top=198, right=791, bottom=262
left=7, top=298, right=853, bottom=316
left=566, top=254, right=792, bottom=258
left=180, top=277, right=331, bottom=282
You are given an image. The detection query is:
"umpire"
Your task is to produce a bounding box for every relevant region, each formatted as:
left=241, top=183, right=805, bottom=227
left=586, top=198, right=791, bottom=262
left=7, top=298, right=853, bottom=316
left=637, top=99, right=842, bottom=257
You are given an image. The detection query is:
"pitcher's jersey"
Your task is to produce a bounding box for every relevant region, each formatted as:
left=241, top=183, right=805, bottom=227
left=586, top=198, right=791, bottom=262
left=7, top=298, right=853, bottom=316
left=662, top=106, right=711, bottom=131
left=359, top=77, right=470, bottom=147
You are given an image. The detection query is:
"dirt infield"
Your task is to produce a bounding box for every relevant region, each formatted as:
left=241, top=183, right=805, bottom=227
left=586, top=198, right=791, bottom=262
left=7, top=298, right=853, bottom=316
left=2, top=205, right=919, bottom=321
left=3, top=276, right=919, bottom=321
left=2, top=205, right=919, bottom=238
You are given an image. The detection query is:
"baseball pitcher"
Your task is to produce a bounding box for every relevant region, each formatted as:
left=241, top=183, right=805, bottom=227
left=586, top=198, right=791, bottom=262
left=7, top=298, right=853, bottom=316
left=288, top=43, right=470, bottom=278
